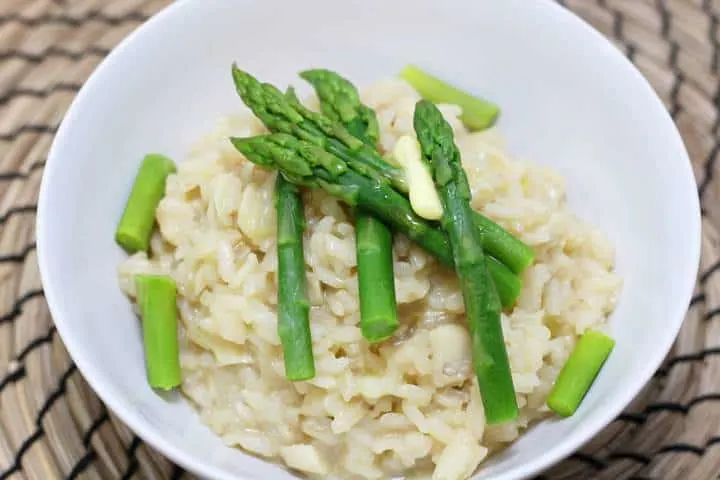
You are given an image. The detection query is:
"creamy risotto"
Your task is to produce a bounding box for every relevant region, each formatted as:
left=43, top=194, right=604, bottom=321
left=118, top=79, right=621, bottom=480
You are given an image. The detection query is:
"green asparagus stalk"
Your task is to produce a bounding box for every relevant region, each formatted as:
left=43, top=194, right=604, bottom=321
left=473, top=213, right=533, bottom=274
left=275, top=175, right=315, bottom=381
left=413, top=100, right=517, bottom=424
left=355, top=214, right=399, bottom=342
left=116, top=154, right=176, bottom=253
left=301, top=69, right=398, bottom=343
left=229, top=134, right=521, bottom=308
left=547, top=330, right=615, bottom=417
left=135, top=274, right=181, bottom=390
left=233, top=66, right=405, bottom=189
left=301, top=68, right=533, bottom=274
left=400, top=65, right=500, bottom=131
left=231, top=65, right=534, bottom=275
left=398, top=65, right=530, bottom=272
left=299, top=69, right=380, bottom=145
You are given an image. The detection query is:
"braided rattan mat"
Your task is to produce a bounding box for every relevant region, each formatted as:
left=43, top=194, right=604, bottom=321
left=1, top=0, right=719, bottom=478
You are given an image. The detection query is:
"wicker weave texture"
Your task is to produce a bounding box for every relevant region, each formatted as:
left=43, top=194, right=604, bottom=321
left=1, top=0, right=720, bottom=479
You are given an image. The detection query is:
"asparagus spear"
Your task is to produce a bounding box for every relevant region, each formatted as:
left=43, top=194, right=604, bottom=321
left=300, top=69, right=398, bottom=343
left=233, top=66, right=405, bottom=190
left=413, top=100, right=518, bottom=424
left=275, top=174, right=315, bottom=381
left=547, top=330, right=615, bottom=417
left=400, top=65, right=500, bottom=131
left=299, top=69, right=379, bottom=145
left=116, top=154, right=176, bottom=253
left=355, top=214, right=399, bottom=342
left=229, top=134, right=521, bottom=308
left=231, top=65, right=534, bottom=275
left=135, top=274, right=181, bottom=390
left=301, top=69, right=534, bottom=274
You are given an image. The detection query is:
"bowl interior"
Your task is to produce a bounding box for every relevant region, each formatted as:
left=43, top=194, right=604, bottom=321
left=37, top=0, right=700, bottom=478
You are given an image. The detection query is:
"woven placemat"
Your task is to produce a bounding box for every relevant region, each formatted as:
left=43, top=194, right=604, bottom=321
left=1, top=0, right=719, bottom=478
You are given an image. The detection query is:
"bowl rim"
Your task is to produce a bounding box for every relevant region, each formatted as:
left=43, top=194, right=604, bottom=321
left=36, top=0, right=702, bottom=479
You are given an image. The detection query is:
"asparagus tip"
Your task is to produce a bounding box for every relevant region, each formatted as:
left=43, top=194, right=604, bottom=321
left=230, top=64, right=258, bottom=93
left=298, top=68, right=325, bottom=81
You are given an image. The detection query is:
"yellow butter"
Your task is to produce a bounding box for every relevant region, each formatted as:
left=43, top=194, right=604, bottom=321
left=392, top=135, right=443, bottom=220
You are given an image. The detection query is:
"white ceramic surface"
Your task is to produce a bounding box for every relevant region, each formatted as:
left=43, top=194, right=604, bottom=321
left=36, top=0, right=701, bottom=478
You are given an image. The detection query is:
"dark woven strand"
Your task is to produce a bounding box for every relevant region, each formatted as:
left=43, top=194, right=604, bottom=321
left=0, top=0, right=719, bottom=479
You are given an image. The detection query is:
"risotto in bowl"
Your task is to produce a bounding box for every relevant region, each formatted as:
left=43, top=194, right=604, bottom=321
left=36, top=0, right=701, bottom=479
left=116, top=76, right=621, bottom=479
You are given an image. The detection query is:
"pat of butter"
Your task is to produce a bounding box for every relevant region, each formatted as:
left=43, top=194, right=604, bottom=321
left=392, top=135, right=443, bottom=221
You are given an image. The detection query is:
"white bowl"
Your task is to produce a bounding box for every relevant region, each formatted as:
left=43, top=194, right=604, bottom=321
left=36, top=0, right=701, bottom=478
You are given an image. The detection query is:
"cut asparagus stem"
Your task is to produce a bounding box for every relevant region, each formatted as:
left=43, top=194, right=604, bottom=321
left=355, top=212, right=399, bottom=342
left=275, top=174, right=315, bottom=381
left=300, top=69, right=399, bottom=343
left=230, top=133, right=521, bottom=308
left=116, top=154, right=176, bottom=253
left=547, top=330, right=615, bottom=417
left=135, top=274, right=181, bottom=390
left=400, top=65, right=500, bottom=131
left=231, top=65, right=534, bottom=276
left=414, top=99, right=518, bottom=424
